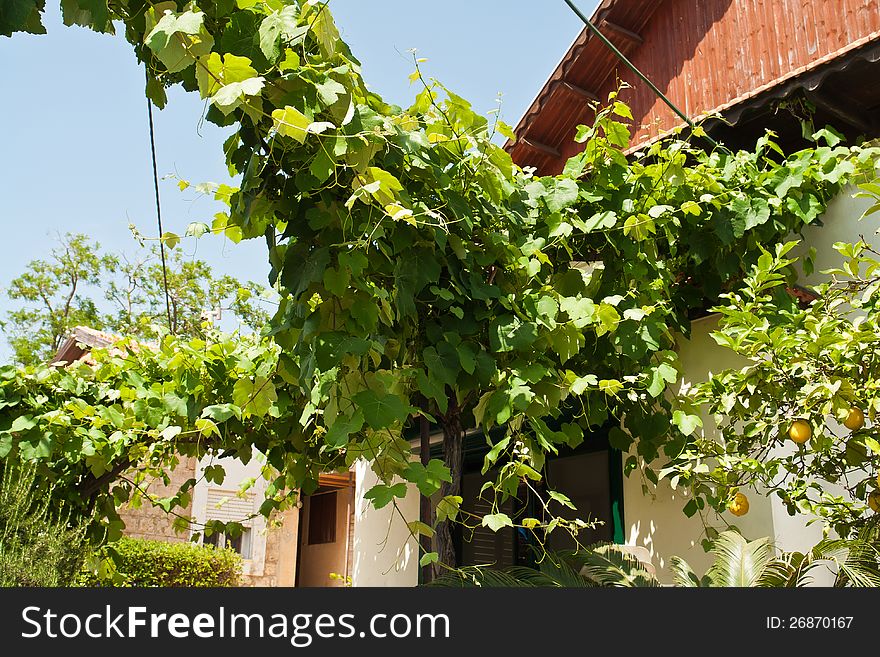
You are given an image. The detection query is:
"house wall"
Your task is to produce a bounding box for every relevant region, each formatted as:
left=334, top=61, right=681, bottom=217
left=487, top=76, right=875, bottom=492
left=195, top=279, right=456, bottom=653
left=624, top=186, right=877, bottom=582
left=351, top=460, right=420, bottom=587
left=253, top=507, right=299, bottom=587
left=297, top=488, right=353, bottom=587
left=190, top=452, right=299, bottom=587
left=117, top=456, right=197, bottom=543
left=624, top=314, right=788, bottom=582
left=117, top=450, right=300, bottom=587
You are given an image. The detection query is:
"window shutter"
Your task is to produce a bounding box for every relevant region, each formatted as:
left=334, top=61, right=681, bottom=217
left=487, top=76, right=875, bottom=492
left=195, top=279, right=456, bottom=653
left=205, top=489, right=256, bottom=525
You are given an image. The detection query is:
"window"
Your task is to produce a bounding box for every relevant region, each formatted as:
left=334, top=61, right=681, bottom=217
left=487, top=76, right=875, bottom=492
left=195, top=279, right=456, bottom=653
left=453, top=437, right=619, bottom=568
left=307, top=491, right=337, bottom=545
left=459, top=472, right=518, bottom=568
left=543, top=451, right=612, bottom=550
left=202, top=487, right=257, bottom=560
left=204, top=528, right=253, bottom=559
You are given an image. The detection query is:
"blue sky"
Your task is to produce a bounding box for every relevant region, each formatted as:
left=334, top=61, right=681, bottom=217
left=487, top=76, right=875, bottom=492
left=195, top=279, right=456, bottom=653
left=0, top=1, right=595, bottom=361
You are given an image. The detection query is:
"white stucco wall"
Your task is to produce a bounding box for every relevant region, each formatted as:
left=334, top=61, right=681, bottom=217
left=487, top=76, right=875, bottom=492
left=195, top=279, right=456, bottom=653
left=624, top=314, right=771, bottom=579
left=625, top=314, right=808, bottom=581
left=624, top=185, right=878, bottom=582
left=348, top=185, right=878, bottom=586
left=351, top=460, right=420, bottom=587
left=796, top=184, right=880, bottom=279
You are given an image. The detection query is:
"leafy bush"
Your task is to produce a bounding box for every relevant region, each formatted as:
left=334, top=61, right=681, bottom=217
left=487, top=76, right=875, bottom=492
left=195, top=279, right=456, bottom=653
left=0, top=462, right=90, bottom=586
left=79, top=537, right=242, bottom=587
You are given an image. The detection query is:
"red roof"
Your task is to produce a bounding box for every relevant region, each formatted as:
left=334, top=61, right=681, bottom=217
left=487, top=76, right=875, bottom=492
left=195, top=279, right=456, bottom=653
left=51, top=326, right=156, bottom=366
left=51, top=326, right=119, bottom=365
left=509, top=0, right=880, bottom=174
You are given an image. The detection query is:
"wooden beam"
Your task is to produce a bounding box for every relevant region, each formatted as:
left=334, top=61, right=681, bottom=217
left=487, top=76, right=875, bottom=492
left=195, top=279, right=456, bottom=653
left=520, top=138, right=561, bottom=159
left=317, top=472, right=355, bottom=489
left=601, top=20, right=643, bottom=46
left=555, top=80, right=600, bottom=104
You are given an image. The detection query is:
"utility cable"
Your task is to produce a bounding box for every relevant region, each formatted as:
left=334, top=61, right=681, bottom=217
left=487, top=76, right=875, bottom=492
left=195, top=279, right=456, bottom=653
left=145, top=68, right=175, bottom=334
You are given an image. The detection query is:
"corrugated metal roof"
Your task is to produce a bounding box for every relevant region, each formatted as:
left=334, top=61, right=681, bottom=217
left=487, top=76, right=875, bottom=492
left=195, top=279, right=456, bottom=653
left=510, top=0, right=880, bottom=174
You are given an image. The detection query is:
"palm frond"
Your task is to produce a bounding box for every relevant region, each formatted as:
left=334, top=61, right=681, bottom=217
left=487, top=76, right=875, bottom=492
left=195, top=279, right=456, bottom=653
left=425, top=546, right=654, bottom=588
left=815, top=539, right=880, bottom=588
left=757, top=551, right=809, bottom=588
left=534, top=554, right=596, bottom=587
left=669, top=555, right=702, bottom=587
left=504, top=566, right=565, bottom=587
left=428, top=566, right=531, bottom=588
left=579, top=544, right=660, bottom=587
left=705, top=531, right=773, bottom=587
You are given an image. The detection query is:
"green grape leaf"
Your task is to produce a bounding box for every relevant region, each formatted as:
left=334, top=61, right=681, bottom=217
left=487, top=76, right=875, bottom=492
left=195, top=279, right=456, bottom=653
left=324, top=410, right=364, bottom=448
left=196, top=52, right=258, bottom=98
left=60, top=0, right=112, bottom=33
left=404, top=459, right=452, bottom=497
left=258, top=6, right=305, bottom=62
left=145, top=10, right=214, bottom=73
left=364, top=482, right=408, bottom=510
left=272, top=106, right=311, bottom=143
left=352, top=390, right=414, bottom=429
left=232, top=376, right=277, bottom=418
left=0, top=0, right=46, bottom=38
left=482, top=513, right=513, bottom=532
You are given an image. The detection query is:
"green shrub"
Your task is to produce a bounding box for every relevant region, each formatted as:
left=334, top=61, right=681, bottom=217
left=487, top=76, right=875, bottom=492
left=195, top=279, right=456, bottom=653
left=0, top=462, right=90, bottom=587
left=79, top=537, right=242, bottom=587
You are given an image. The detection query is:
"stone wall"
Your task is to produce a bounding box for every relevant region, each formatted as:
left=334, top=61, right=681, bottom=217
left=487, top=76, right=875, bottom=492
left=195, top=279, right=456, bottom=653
left=240, top=508, right=299, bottom=587
left=117, top=456, right=198, bottom=543
left=117, top=459, right=300, bottom=587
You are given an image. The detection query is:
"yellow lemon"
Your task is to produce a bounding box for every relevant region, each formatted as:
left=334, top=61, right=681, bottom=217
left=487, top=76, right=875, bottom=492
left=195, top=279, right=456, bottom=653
left=844, top=407, right=865, bottom=431
left=868, top=491, right=880, bottom=514
left=788, top=420, right=812, bottom=445
left=728, top=492, right=750, bottom=516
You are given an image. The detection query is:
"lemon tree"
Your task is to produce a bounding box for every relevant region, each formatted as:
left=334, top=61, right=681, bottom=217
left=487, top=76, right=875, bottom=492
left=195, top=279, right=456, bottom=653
left=670, top=211, right=880, bottom=537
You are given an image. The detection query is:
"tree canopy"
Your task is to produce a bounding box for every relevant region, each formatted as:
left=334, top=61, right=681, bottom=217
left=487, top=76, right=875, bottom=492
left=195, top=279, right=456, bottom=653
left=2, top=232, right=269, bottom=365
left=2, top=1, right=880, bottom=568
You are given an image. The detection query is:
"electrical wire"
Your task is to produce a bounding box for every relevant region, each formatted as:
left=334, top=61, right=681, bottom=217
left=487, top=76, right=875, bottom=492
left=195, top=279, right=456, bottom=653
left=145, top=68, right=175, bottom=334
